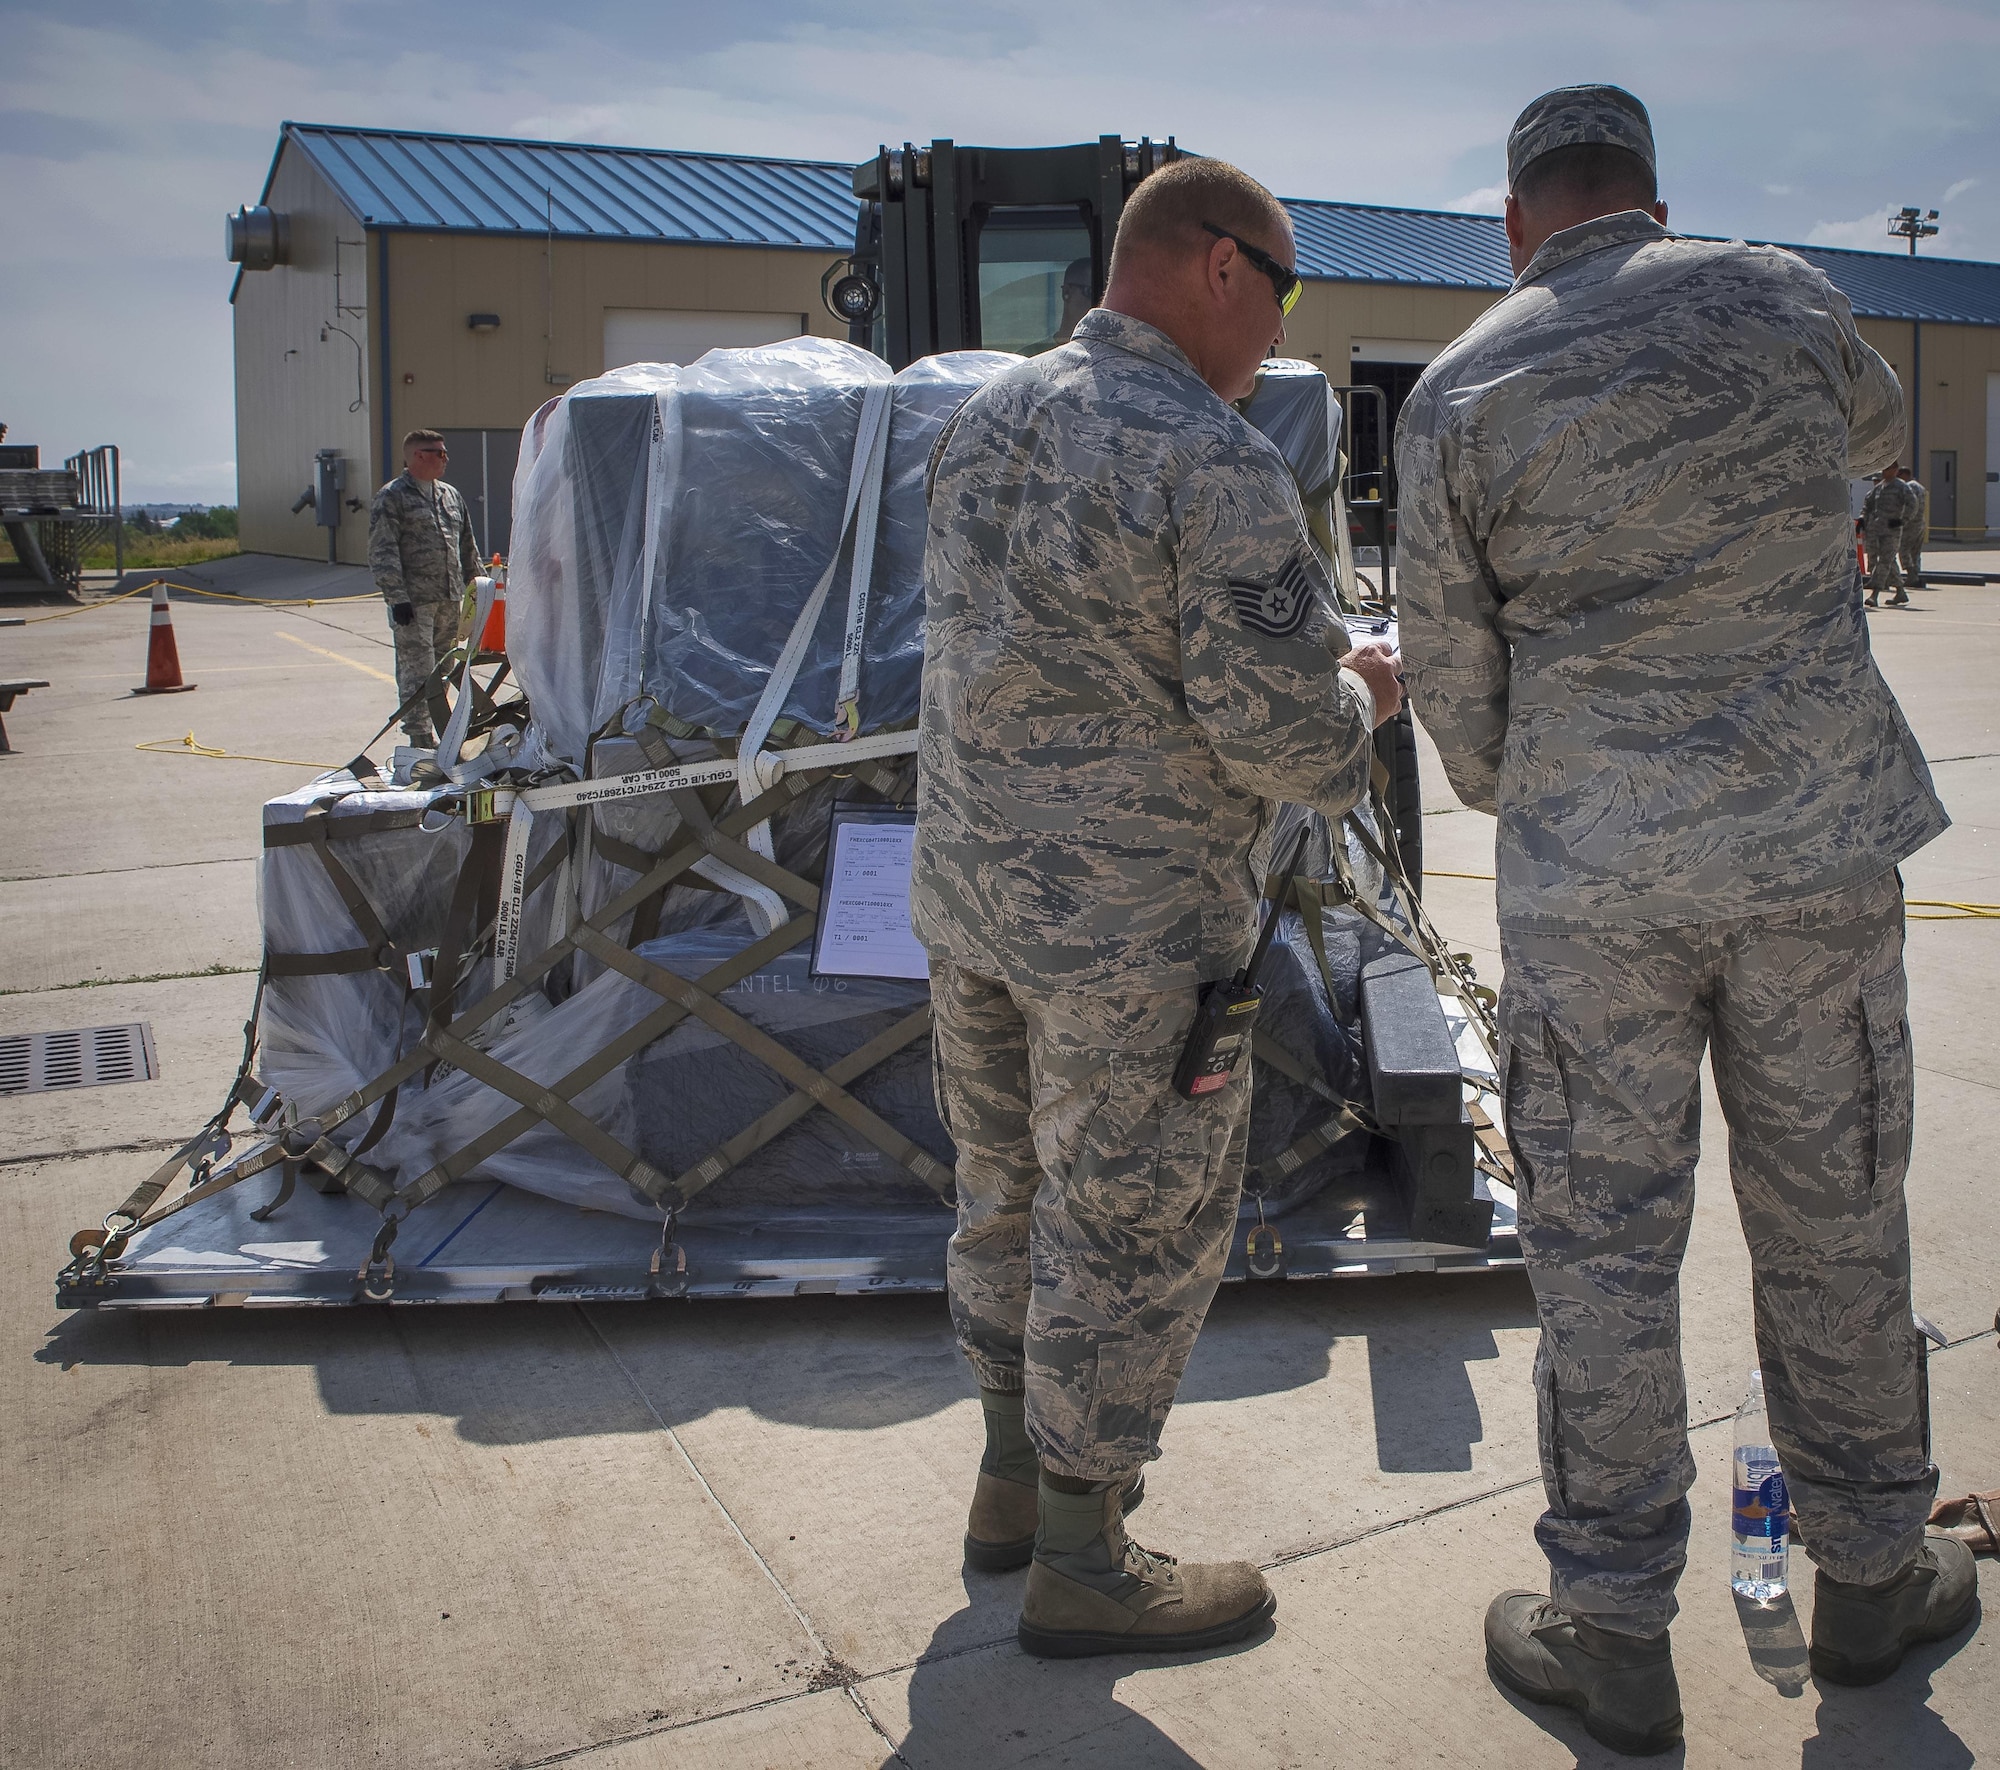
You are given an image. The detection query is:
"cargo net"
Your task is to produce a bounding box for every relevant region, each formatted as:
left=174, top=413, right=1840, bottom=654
left=60, top=340, right=1508, bottom=1302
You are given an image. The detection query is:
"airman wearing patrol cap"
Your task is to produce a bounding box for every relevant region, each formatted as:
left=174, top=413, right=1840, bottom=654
left=1397, top=82, right=1976, bottom=1753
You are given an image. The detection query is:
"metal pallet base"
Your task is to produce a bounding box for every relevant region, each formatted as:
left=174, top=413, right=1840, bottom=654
left=60, top=1155, right=1519, bottom=1308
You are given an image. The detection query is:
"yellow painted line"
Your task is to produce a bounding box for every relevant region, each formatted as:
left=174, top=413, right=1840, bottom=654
left=274, top=630, right=396, bottom=683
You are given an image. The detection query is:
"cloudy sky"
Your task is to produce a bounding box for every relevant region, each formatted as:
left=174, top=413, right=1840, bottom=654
left=5, top=0, right=1997, bottom=502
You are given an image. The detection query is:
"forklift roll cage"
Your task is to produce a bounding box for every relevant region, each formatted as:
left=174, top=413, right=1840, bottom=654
left=839, top=136, right=1184, bottom=368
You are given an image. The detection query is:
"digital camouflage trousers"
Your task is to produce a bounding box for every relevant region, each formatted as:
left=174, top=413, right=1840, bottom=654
left=388, top=599, right=462, bottom=743
left=930, top=958, right=1251, bottom=1482
left=1864, top=523, right=1908, bottom=597
left=1500, top=868, right=1935, bottom=1637
left=1899, top=527, right=1925, bottom=581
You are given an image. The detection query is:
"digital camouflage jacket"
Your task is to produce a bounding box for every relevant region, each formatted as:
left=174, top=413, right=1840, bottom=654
left=1396, top=210, right=1946, bottom=932
left=368, top=472, right=479, bottom=606
left=912, top=309, right=1377, bottom=993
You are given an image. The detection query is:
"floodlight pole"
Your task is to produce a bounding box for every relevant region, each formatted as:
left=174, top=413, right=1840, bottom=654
left=1889, top=205, right=1940, bottom=255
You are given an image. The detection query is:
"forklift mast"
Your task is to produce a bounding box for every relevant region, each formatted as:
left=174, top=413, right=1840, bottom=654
left=831, top=136, right=1183, bottom=368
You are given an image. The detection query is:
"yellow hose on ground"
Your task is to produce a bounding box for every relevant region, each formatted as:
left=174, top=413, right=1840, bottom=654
left=1424, top=870, right=1999, bottom=920
left=136, top=732, right=336, bottom=769
left=18, top=576, right=376, bottom=622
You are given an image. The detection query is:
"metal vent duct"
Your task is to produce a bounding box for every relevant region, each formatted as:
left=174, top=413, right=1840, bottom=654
left=225, top=206, right=291, bottom=270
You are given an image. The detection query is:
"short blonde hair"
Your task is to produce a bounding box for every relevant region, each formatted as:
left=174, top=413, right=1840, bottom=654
left=1110, top=158, right=1291, bottom=277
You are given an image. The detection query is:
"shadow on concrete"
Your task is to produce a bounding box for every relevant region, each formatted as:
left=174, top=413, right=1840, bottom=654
left=881, top=1578, right=1271, bottom=1769
left=1801, top=1659, right=1977, bottom=1769
left=36, top=1268, right=1538, bottom=1457
left=111, top=553, right=372, bottom=602
left=1734, top=1589, right=1810, bottom=1697
left=1183, top=1270, right=1538, bottom=1474
left=1486, top=1678, right=1687, bottom=1768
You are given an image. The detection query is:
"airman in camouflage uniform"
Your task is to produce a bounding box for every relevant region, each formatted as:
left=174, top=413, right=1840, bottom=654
left=1862, top=468, right=1917, bottom=605
left=1899, top=467, right=1929, bottom=586
left=1400, top=82, right=1972, bottom=1752
left=369, top=429, right=478, bottom=745
left=916, top=156, right=1400, bottom=1659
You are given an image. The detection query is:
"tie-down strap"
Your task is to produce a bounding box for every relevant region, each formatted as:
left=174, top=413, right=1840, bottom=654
left=142, top=759, right=941, bottom=1237
left=259, top=801, right=562, bottom=982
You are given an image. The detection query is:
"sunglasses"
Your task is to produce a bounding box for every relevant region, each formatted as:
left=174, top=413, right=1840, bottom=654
left=1201, top=222, right=1302, bottom=315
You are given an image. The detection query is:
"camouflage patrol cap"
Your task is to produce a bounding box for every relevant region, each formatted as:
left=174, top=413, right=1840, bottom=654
left=1506, top=84, right=1656, bottom=188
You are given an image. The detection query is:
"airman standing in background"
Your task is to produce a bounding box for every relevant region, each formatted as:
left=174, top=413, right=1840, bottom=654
left=369, top=429, right=478, bottom=747
left=1862, top=465, right=1916, bottom=606
left=1899, top=464, right=1929, bottom=587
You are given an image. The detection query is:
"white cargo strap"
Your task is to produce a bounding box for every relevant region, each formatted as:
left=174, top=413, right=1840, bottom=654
left=736, top=381, right=895, bottom=870
left=490, top=726, right=919, bottom=977
left=833, top=395, right=893, bottom=739
left=692, top=855, right=786, bottom=936
left=437, top=575, right=497, bottom=778
left=493, top=789, right=533, bottom=978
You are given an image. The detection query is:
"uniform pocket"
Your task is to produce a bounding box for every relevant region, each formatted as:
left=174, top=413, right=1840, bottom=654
left=1067, top=1049, right=1232, bottom=1240
left=1861, top=968, right=1914, bottom=1199
left=1534, top=1335, right=1570, bottom=1514
left=1501, top=1007, right=1575, bottom=1218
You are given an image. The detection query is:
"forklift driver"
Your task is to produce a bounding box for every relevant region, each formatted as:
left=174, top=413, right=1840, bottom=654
left=1026, top=258, right=1095, bottom=355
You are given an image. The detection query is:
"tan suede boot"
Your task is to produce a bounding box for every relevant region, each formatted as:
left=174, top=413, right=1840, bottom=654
left=1016, top=1472, right=1273, bottom=1657
left=964, top=1390, right=1143, bottom=1572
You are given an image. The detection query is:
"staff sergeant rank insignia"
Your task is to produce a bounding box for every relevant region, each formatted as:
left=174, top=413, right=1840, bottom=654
left=1228, top=552, right=1317, bottom=639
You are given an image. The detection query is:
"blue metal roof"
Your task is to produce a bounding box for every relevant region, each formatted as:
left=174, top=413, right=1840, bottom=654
left=1771, top=242, right=2000, bottom=327
left=281, top=123, right=857, bottom=249
left=1284, top=199, right=1514, bottom=289
left=272, top=124, right=2000, bottom=325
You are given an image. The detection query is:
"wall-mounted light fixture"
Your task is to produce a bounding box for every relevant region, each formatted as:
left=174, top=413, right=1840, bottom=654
left=467, top=313, right=501, bottom=333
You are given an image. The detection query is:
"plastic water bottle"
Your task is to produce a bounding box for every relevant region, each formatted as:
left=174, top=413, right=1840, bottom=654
left=1731, top=1369, right=1790, bottom=1600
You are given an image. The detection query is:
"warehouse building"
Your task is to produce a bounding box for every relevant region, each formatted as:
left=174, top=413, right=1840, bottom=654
left=230, top=122, right=2000, bottom=563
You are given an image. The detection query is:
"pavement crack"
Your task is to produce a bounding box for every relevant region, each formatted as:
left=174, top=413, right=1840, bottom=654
left=0, top=1135, right=186, bottom=1169
left=0, top=855, right=258, bottom=884
left=0, top=962, right=256, bottom=997
left=577, top=1307, right=914, bottom=1765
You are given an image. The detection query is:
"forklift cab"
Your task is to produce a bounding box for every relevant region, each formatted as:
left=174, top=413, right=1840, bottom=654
left=833, top=136, right=1183, bottom=368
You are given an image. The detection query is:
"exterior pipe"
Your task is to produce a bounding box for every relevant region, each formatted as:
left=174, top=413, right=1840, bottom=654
left=376, top=228, right=393, bottom=508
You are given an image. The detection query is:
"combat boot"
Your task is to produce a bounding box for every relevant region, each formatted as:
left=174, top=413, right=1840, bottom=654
left=963, top=1390, right=1143, bottom=1572
left=1808, top=1530, right=1979, bottom=1686
left=1484, top=1591, right=1682, bottom=1756
left=1016, top=1471, right=1274, bottom=1658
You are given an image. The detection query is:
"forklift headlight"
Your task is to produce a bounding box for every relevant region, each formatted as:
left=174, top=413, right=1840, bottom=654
left=825, top=271, right=880, bottom=326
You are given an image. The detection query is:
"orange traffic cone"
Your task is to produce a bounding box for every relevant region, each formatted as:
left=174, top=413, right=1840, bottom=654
left=133, top=582, right=195, bottom=695
left=476, top=554, right=507, bottom=654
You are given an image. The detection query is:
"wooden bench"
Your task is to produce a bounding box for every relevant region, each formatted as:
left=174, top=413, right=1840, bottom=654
left=0, top=679, right=48, bottom=753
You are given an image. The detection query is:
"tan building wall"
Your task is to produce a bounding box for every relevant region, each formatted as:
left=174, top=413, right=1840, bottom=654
left=1285, top=281, right=1500, bottom=379
left=1858, top=317, right=2000, bottom=538
left=366, top=229, right=849, bottom=444
left=232, top=147, right=378, bottom=564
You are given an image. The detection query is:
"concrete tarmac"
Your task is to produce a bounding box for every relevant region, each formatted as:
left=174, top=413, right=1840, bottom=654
left=1, top=556, right=1994, bottom=1768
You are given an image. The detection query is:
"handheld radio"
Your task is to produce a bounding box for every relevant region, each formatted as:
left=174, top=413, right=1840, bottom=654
left=1171, top=826, right=1311, bottom=1100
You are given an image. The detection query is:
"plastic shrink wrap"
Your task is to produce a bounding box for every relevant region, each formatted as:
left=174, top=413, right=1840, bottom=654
left=255, top=338, right=1392, bottom=1222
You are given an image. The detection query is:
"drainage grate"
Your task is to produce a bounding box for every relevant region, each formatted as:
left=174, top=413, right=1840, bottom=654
left=0, top=1023, right=159, bottom=1095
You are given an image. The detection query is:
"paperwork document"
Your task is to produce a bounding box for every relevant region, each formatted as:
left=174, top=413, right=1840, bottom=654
left=813, top=810, right=929, bottom=980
